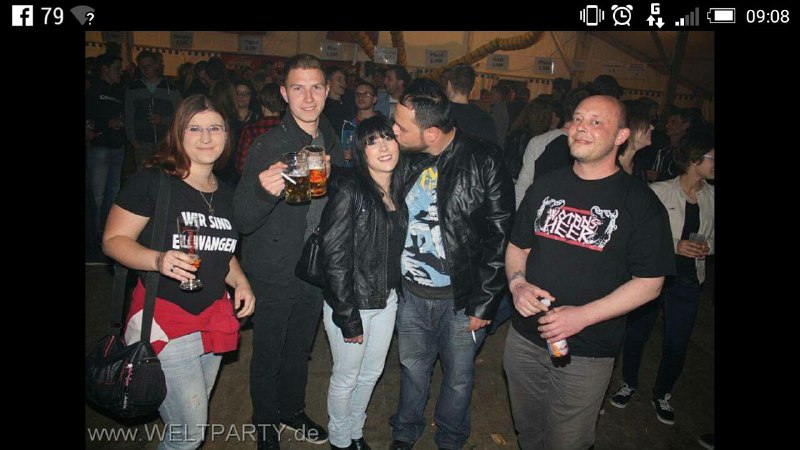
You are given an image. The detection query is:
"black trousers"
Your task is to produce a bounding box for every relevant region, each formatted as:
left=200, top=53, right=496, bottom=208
left=249, top=279, right=324, bottom=427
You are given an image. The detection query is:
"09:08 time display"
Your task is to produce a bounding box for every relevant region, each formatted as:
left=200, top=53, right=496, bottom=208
left=746, top=9, right=790, bottom=23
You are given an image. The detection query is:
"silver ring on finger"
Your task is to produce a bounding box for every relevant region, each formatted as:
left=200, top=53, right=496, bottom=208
left=170, top=264, right=175, bottom=273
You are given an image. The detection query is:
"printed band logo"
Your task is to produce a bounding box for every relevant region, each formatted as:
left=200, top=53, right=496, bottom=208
left=12, top=5, right=34, bottom=26
left=533, top=196, right=618, bottom=251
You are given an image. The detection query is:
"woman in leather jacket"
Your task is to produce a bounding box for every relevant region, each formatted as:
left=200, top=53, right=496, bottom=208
left=318, top=115, right=407, bottom=450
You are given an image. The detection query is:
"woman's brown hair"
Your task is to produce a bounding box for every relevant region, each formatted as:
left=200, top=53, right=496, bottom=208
left=144, top=94, right=231, bottom=178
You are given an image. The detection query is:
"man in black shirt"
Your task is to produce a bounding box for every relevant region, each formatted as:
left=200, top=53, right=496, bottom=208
left=443, top=64, right=497, bottom=144
left=503, top=95, right=674, bottom=450
left=235, top=54, right=342, bottom=450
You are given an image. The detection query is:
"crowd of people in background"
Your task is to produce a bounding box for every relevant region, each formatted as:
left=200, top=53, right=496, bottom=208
left=86, top=48, right=715, bottom=450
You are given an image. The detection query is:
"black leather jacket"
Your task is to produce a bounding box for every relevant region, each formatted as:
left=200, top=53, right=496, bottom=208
left=403, top=129, right=515, bottom=319
left=319, top=175, right=407, bottom=338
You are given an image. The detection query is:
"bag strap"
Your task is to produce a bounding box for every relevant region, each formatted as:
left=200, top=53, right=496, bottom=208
left=107, top=170, right=171, bottom=344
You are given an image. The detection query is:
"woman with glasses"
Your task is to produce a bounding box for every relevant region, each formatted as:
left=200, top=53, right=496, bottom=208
left=610, top=127, right=715, bottom=426
left=103, top=94, right=255, bottom=449
left=318, top=115, right=407, bottom=450
left=352, top=81, right=380, bottom=126
left=234, top=80, right=259, bottom=126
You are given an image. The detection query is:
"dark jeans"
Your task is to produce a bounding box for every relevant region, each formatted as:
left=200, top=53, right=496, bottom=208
left=87, top=145, right=125, bottom=236
left=250, top=279, right=323, bottom=427
left=389, top=290, right=485, bottom=449
left=621, top=277, right=703, bottom=398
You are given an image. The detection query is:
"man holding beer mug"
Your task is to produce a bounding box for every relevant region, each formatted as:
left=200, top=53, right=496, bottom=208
left=234, top=54, right=346, bottom=449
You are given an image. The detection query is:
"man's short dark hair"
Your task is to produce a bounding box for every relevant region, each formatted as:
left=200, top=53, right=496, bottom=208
left=355, top=81, right=376, bottom=95
left=284, top=54, right=326, bottom=83
left=400, top=78, right=453, bottom=132
left=94, top=53, right=121, bottom=77
left=590, top=74, right=623, bottom=98
left=193, top=60, right=208, bottom=76
left=447, top=64, right=476, bottom=96
left=491, top=84, right=510, bottom=97
left=387, top=65, right=411, bottom=86
left=136, top=50, right=158, bottom=65
left=325, top=65, right=344, bottom=80
left=674, top=126, right=714, bottom=174
left=206, top=56, right=226, bottom=82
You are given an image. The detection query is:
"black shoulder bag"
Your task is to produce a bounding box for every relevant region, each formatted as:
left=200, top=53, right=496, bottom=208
left=295, top=188, right=363, bottom=288
left=85, top=170, right=170, bottom=418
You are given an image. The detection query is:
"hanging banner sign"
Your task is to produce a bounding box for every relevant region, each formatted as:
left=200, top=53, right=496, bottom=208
left=425, top=49, right=448, bottom=67
left=321, top=41, right=343, bottom=59
left=374, top=46, right=398, bottom=65
left=238, top=35, right=262, bottom=55
left=170, top=31, right=193, bottom=49
left=487, top=54, right=509, bottom=71
left=535, top=57, right=554, bottom=75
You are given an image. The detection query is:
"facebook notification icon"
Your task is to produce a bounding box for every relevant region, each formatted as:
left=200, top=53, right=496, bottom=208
left=12, top=5, right=34, bottom=26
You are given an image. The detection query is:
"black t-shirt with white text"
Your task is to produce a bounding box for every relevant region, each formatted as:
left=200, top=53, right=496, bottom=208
left=115, top=168, right=238, bottom=315
left=510, top=167, right=675, bottom=357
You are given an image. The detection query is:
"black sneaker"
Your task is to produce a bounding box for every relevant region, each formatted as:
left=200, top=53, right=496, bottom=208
left=609, top=381, right=636, bottom=408
left=652, top=393, right=675, bottom=425
left=281, top=410, right=328, bottom=444
left=698, top=433, right=714, bottom=449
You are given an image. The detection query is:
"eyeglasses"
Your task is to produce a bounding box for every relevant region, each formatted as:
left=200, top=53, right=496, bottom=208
left=236, top=91, right=251, bottom=97
left=185, top=125, right=226, bottom=136
left=702, top=154, right=715, bottom=160
left=355, top=92, right=374, bottom=98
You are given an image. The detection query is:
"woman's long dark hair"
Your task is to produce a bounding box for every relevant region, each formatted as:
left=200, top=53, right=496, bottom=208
left=351, top=115, right=406, bottom=219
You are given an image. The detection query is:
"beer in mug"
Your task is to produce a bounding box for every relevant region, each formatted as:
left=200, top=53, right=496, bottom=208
left=305, top=145, right=327, bottom=197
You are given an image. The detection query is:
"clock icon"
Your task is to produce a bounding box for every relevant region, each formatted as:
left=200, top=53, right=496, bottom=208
left=612, top=4, right=634, bottom=26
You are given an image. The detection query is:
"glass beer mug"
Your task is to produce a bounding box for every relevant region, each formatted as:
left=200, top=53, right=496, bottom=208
left=283, top=151, right=311, bottom=204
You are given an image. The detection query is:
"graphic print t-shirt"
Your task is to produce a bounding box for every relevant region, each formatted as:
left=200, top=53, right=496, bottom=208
left=402, top=165, right=452, bottom=298
left=115, top=168, right=238, bottom=315
left=510, top=167, right=674, bottom=357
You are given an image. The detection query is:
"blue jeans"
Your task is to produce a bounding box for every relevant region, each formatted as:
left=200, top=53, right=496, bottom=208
left=87, top=145, right=125, bottom=234
left=156, top=332, right=223, bottom=450
left=621, top=277, right=703, bottom=398
left=324, top=290, right=398, bottom=448
left=389, top=290, right=485, bottom=449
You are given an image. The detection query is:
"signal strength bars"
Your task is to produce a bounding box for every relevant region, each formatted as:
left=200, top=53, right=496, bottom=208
left=675, top=7, right=700, bottom=26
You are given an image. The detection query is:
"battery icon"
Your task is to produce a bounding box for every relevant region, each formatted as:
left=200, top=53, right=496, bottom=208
left=707, top=7, right=736, bottom=23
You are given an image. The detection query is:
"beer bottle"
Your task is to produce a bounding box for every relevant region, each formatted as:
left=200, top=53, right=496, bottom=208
left=540, top=298, right=570, bottom=366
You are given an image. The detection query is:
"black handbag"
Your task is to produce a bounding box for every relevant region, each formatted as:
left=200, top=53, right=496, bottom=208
left=295, top=191, right=363, bottom=288
left=85, top=170, right=170, bottom=418
left=295, top=227, right=327, bottom=288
